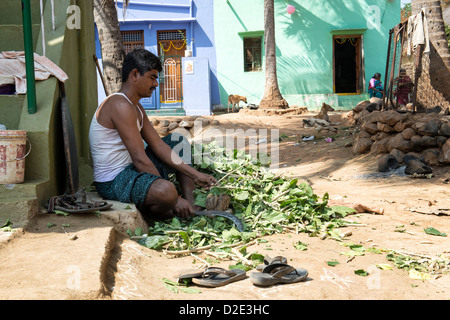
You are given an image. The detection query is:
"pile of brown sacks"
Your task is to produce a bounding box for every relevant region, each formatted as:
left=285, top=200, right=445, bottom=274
left=351, top=100, right=450, bottom=174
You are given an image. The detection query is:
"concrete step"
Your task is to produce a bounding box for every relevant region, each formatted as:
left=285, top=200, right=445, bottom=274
left=0, top=24, right=41, bottom=52
left=86, top=192, right=148, bottom=235
left=0, top=214, right=116, bottom=299
left=0, top=196, right=38, bottom=229
left=0, top=180, right=46, bottom=200
left=0, top=179, right=47, bottom=229
left=0, top=187, right=148, bottom=235
left=0, top=192, right=149, bottom=299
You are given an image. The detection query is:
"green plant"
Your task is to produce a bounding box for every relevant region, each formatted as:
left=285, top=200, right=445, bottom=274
left=138, top=142, right=355, bottom=261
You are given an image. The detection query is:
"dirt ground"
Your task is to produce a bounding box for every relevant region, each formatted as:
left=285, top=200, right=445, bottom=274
left=0, top=110, right=449, bottom=301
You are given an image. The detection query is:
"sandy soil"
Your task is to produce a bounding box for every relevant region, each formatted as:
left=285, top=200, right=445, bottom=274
left=0, top=111, right=449, bottom=301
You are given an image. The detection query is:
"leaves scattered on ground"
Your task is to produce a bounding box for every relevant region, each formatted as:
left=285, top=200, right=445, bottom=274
left=138, top=143, right=354, bottom=264
left=134, top=143, right=450, bottom=278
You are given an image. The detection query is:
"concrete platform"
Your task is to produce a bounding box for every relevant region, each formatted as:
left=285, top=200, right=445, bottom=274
left=86, top=192, right=149, bottom=235
left=0, top=219, right=116, bottom=299
left=0, top=192, right=148, bottom=299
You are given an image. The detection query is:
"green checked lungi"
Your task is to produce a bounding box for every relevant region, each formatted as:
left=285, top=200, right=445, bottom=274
left=94, top=133, right=190, bottom=212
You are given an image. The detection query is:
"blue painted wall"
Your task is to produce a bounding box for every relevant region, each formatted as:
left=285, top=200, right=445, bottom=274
left=95, top=0, right=220, bottom=113
left=182, top=57, right=211, bottom=116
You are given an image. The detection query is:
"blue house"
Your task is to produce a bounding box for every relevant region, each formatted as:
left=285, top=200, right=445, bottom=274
left=95, top=0, right=401, bottom=115
left=95, top=0, right=220, bottom=115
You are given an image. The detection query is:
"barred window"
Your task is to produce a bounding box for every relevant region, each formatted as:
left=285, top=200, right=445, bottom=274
left=121, top=30, right=144, bottom=54
left=158, top=30, right=186, bottom=41
left=244, top=37, right=262, bottom=72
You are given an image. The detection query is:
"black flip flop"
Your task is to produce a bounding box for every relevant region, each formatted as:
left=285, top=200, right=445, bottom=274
left=46, top=191, right=113, bottom=214
left=52, top=202, right=112, bottom=214
left=191, top=267, right=247, bottom=288
left=176, top=269, right=205, bottom=283
left=256, top=255, right=288, bottom=271
left=250, top=263, right=308, bottom=287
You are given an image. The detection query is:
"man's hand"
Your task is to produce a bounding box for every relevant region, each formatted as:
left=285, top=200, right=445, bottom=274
left=173, top=197, right=194, bottom=219
left=193, top=172, right=218, bottom=189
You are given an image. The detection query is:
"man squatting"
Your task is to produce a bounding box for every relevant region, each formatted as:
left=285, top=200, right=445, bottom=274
left=89, top=48, right=217, bottom=221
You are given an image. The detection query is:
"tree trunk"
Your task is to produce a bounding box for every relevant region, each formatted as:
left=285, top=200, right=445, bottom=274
left=259, top=0, right=288, bottom=109
left=93, top=0, right=125, bottom=95
left=412, top=0, right=450, bottom=102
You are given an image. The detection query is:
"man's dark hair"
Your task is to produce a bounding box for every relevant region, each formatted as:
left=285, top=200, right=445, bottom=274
left=121, top=48, right=162, bottom=83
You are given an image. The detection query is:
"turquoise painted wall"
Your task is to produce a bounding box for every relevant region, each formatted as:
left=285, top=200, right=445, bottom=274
left=214, top=0, right=400, bottom=110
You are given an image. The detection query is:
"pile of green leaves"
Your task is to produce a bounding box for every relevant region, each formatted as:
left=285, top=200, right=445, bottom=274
left=139, top=142, right=355, bottom=255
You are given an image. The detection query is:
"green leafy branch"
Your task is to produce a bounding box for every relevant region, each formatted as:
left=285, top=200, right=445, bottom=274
left=138, top=142, right=355, bottom=263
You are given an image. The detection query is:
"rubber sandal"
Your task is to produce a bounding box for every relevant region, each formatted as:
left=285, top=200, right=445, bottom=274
left=191, top=267, right=247, bottom=288
left=256, top=255, right=288, bottom=271
left=249, top=263, right=308, bottom=287
left=49, top=202, right=112, bottom=214
left=46, top=190, right=113, bottom=214
left=176, top=269, right=205, bottom=283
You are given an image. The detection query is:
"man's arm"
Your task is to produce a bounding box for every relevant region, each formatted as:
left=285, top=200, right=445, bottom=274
left=111, top=100, right=161, bottom=176
left=139, top=105, right=216, bottom=188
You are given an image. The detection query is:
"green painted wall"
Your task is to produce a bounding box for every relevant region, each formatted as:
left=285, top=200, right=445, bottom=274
left=29, top=0, right=97, bottom=198
left=0, top=0, right=42, bottom=52
left=0, top=0, right=97, bottom=206
left=214, top=0, right=400, bottom=110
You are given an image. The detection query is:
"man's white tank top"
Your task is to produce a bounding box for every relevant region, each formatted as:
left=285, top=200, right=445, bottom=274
left=89, top=93, right=144, bottom=182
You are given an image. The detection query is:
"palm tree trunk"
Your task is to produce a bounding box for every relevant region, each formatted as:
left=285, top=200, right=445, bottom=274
left=259, top=0, right=288, bottom=109
left=93, top=0, right=125, bottom=95
left=411, top=0, right=450, bottom=102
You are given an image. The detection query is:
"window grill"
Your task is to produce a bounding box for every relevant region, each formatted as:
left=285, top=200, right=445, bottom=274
left=158, top=30, right=186, bottom=41
left=121, top=30, right=144, bottom=54
left=122, top=32, right=142, bottom=42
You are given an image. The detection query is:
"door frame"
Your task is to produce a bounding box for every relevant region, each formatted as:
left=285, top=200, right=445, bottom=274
left=332, top=33, right=365, bottom=94
left=157, top=29, right=187, bottom=108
